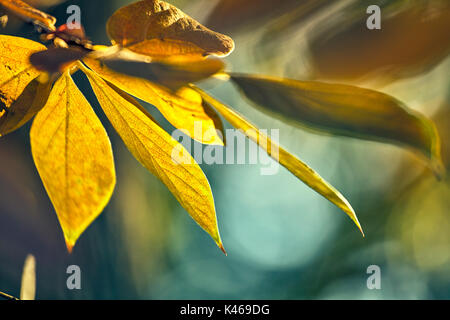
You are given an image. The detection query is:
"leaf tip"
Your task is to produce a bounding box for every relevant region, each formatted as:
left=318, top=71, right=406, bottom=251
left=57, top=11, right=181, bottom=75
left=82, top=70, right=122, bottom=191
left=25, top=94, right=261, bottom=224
left=65, top=239, right=75, bottom=254
left=351, top=211, right=365, bottom=238
left=341, top=200, right=364, bottom=237
left=218, top=242, right=227, bottom=256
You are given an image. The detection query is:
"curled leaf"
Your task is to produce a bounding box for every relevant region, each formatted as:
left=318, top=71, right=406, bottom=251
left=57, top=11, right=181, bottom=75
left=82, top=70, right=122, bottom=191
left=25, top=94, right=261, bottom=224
left=81, top=64, right=225, bottom=253
left=84, top=57, right=224, bottom=145
left=30, top=47, right=89, bottom=74
left=30, top=72, right=116, bottom=251
left=0, top=76, right=51, bottom=136
left=193, top=86, right=363, bottom=236
left=0, top=35, right=46, bottom=131
left=20, top=254, right=36, bottom=300
left=230, top=74, right=444, bottom=177
left=106, top=0, right=234, bottom=59
left=93, top=47, right=224, bottom=89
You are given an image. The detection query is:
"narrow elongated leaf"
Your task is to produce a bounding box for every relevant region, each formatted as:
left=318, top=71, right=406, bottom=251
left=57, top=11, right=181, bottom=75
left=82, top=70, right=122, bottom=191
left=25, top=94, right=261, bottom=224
left=0, top=35, right=46, bottom=130
left=106, top=0, right=234, bottom=59
left=0, top=77, right=51, bottom=136
left=230, top=74, right=444, bottom=176
left=81, top=64, right=225, bottom=253
left=30, top=72, right=116, bottom=251
left=20, top=254, right=36, bottom=300
left=193, top=86, right=363, bottom=235
left=84, top=58, right=224, bottom=145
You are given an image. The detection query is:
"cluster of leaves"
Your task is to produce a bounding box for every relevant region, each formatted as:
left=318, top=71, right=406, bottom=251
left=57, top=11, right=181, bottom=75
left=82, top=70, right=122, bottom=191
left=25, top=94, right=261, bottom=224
left=0, top=0, right=443, bottom=254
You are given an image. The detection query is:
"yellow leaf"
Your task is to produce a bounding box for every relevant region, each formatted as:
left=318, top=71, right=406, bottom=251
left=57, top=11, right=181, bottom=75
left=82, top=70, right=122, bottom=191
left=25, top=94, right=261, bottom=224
left=230, top=74, right=444, bottom=177
left=84, top=58, right=224, bottom=145
left=20, top=254, right=36, bottom=300
left=0, top=0, right=56, bottom=31
left=0, top=76, right=51, bottom=136
left=81, top=64, right=225, bottom=253
left=106, top=0, right=234, bottom=59
left=95, top=47, right=225, bottom=90
left=0, top=35, right=46, bottom=128
left=30, top=72, right=116, bottom=251
left=193, top=86, right=364, bottom=236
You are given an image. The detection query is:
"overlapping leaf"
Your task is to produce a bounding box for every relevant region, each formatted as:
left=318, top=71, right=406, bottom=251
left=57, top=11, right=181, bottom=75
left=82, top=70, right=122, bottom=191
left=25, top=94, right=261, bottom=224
left=194, top=86, right=363, bottom=235
left=0, top=35, right=49, bottom=135
left=93, top=47, right=225, bottom=89
left=81, top=64, right=225, bottom=252
left=230, top=74, right=444, bottom=176
left=30, top=72, right=116, bottom=251
left=0, top=77, right=51, bottom=136
left=106, top=0, right=234, bottom=59
left=84, top=57, right=224, bottom=145
left=30, top=47, right=89, bottom=74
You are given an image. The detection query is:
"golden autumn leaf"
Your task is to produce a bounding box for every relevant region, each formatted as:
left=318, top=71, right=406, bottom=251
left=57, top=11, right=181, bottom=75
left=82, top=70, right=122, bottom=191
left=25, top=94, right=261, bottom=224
left=0, top=77, right=51, bottom=136
left=194, top=86, right=363, bottom=236
left=80, top=64, right=225, bottom=253
left=230, top=74, right=444, bottom=177
left=106, top=0, right=234, bottom=59
left=95, top=47, right=225, bottom=90
left=20, top=254, right=36, bottom=300
left=84, top=57, right=224, bottom=145
left=0, top=0, right=56, bottom=31
left=30, top=72, right=116, bottom=251
left=0, top=35, right=47, bottom=132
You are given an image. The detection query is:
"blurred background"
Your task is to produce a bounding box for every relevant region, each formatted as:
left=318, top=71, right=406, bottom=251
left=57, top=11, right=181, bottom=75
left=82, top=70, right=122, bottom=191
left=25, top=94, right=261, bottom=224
left=0, top=0, right=449, bottom=299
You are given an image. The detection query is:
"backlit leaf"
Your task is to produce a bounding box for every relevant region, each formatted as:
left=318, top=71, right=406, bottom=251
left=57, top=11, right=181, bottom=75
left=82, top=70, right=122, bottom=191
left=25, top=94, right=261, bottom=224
left=194, top=86, right=363, bottom=235
left=84, top=57, right=224, bottom=145
left=30, top=72, right=116, bottom=251
left=96, top=47, right=225, bottom=90
left=0, top=0, right=56, bottom=31
left=0, top=76, right=51, bottom=136
left=106, top=0, right=234, bottom=59
left=230, top=74, right=444, bottom=177
left=20, top=254, right=36, bottom=300
left=0, top=35, right=46, bottom=129
left=81, top=64, right=225, bottom=253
